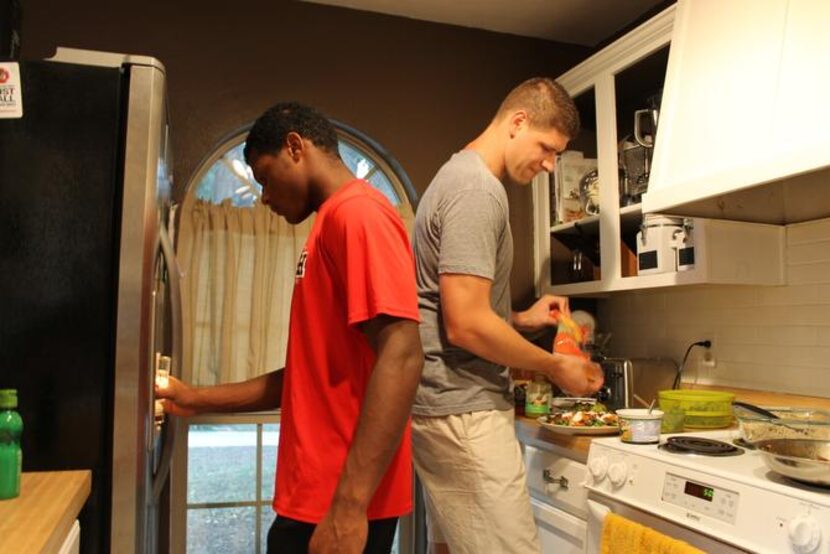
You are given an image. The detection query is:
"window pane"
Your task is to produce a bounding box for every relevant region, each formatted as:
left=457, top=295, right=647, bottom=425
left=195, top=143, right=258, bottom=207
left=261, top=423, right=279, bottom=499
left=261, top=507, right=275, bottom=553
left=188, top=424, right=257, bottom=503
left=392, top=525, right=401, bottom=554
left=187, top=507, right=256, bottom=554
left=367, top=171, right=401, bottom=206
left=338, top=142, right=366, bottom=175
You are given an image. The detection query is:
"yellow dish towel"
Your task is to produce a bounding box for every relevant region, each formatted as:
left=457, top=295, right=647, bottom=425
left=601, top=513, right=706, bottom=554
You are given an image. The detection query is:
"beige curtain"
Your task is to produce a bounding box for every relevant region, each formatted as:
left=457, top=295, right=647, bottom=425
left=177, top=194, right=313, bottom=386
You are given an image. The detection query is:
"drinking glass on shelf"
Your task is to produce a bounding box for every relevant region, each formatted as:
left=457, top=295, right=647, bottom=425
left=155, top=354, right=171, bottom=389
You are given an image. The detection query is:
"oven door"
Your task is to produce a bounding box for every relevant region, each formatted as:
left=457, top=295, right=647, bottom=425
left=586, top=493, right=750, bottom=554
left=531, top=497, right=586, bottom=553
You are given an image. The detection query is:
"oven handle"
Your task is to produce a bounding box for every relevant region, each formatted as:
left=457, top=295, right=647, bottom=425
left=588, top=498, right=611, bottom=520
left=586, top=498, right=612, bottom=554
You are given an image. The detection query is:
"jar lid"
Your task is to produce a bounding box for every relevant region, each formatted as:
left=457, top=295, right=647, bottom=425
left=0, top=389, right=18, bottom=409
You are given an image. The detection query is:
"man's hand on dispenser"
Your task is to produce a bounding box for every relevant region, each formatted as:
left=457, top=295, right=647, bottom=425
left=155, top=376, right=200, bottom=417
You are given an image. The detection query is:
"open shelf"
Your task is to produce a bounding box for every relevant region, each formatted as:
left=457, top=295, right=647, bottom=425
left=550, top=214, right=600, bottom=235
left=534, top=6, right=784, bottom=300
left=551, top=203, right=641, bottom=235
left=549, top=269, right=705, bottom=297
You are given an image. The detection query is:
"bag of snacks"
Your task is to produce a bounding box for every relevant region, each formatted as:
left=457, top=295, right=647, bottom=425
left=550, top=309, right=589, bottom=360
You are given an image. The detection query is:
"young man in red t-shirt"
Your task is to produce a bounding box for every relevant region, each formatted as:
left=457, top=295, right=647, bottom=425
left=157, top=103, right=423, bottom=554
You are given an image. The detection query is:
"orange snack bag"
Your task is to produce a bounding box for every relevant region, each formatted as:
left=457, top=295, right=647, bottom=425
left=550, top=310, right=590, bottom=360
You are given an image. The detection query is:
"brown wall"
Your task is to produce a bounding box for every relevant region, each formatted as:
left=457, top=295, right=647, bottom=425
left=21, top=0, right=590, bottom=306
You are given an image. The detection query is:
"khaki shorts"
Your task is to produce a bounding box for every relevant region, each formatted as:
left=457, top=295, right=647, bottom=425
left=411, top=409, right=541, bottom=554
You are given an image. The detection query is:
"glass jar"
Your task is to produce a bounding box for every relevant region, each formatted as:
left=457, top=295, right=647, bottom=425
left=525, top=376, right=551, bottom=418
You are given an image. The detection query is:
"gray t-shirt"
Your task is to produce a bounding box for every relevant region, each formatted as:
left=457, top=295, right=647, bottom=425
left=412, top=150, right=514, bottom=416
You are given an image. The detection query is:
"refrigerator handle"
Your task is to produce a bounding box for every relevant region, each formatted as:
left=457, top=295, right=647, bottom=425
left=158, top=225, right=184, bottom=380
left=153, top=226, right=184, bottom=500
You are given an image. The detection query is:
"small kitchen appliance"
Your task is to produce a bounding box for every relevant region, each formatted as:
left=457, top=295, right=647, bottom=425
left=598, top=358, right=677, bottom=412
left=618, top=95, right=661, bottom=205
left=636, top=215, right=695, bottom=275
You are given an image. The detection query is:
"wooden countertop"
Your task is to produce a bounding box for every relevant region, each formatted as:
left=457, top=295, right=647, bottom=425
left=516, top=385, right=830, bottom=460
left=0, top=470, right=91, bottom=554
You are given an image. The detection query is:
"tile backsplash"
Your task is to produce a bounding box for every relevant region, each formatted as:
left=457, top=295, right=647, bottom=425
left=598, top=218, right=830, bottom=398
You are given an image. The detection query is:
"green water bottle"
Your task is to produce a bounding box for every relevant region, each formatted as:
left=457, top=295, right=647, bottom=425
left=0, top=389, right=23, bottom=500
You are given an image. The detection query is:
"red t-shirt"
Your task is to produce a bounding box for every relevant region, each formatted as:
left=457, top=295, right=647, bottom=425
left=273, top=179, right=420, bottom=523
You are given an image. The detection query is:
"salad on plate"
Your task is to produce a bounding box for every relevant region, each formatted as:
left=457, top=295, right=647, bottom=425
left=538, top=401, right=620, bottom=435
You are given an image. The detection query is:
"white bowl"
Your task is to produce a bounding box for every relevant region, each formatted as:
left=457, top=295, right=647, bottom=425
left=617, top=409, right=664, bottom=444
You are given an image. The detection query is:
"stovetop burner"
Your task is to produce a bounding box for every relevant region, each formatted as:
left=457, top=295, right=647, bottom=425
left=658, top=436, right=745, bottom=457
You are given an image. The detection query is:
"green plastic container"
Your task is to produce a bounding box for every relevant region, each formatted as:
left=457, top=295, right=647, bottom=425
left=658, top=390, right=734, bottom=429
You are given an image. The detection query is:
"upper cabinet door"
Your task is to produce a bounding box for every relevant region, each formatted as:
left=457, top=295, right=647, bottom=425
left=777, top=1, right=830, bottom=150
left=643, top=0, right=830, bottom=224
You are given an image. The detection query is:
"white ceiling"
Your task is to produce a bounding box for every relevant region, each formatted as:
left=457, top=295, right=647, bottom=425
left=298, top=0, right=668, bottom=46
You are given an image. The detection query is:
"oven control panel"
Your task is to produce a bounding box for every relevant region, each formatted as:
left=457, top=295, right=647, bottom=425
left=661, top=473, right=739, bottom=524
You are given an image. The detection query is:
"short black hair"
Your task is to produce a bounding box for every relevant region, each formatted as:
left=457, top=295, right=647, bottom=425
left=244, top=102, right=341, bottom=164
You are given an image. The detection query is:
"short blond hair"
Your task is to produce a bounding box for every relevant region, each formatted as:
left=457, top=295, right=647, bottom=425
left=495, top=77, right=580, bottom=139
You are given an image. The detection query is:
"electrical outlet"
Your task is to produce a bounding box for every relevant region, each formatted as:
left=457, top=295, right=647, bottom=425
left=701, top=348, right=716, bottom=368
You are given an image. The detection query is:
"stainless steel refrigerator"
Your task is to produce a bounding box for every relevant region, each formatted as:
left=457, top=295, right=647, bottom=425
left=0, top=47, right=182, bottom=554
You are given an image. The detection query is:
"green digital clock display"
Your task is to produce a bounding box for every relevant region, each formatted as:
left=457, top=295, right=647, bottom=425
left=684, top=481, right=715, bottom=502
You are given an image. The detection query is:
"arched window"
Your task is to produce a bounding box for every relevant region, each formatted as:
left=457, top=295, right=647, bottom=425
left=179, top=122, right=416, bottom=384
left=190, top=122, right=416, bottom=221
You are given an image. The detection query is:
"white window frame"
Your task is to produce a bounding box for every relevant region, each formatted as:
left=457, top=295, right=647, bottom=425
left=173, top=411, right=280, bottom=554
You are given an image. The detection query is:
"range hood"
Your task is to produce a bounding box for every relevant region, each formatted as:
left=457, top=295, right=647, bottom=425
left=642, top=0, right=830, bottom=225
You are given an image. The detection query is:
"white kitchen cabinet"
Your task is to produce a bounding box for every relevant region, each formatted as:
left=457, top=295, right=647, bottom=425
left=642, top=0, right=830, bottom=223
left=58, top=520, right=81, bottom=554
left=532, top=5, right=786, bottom=297
left=523, top=443, right=588, bottom=552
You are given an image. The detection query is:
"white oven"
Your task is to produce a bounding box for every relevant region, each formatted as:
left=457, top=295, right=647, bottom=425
left=585, top=431, right=830, bottom=554
left=524, top=443, right=588, bottom=552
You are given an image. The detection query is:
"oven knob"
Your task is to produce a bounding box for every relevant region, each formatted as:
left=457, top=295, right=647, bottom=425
left=588, top=456, right=608, bottom=481
left=607, top=461, right=628, bottom=487
left=787, top=515, right=821, bottom=553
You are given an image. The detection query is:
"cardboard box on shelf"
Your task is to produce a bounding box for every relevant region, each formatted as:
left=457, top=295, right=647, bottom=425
left=552, top=151, right=597, bottom=225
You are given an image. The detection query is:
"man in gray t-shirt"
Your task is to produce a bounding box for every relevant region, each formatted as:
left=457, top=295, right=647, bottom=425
left=413, top=149, right=516, bottom=416
left=411, top=78, right=604, bottom=554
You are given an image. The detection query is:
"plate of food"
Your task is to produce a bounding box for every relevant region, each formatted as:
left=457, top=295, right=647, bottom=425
left=550, top=397, right=597, bottom=409
left=538, top=406, right=620, bottom=435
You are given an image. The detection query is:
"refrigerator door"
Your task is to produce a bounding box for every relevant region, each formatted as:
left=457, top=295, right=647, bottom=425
left=144, top=225, right=183, bottom=554
left=109, top=57, right=179, bottom=554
